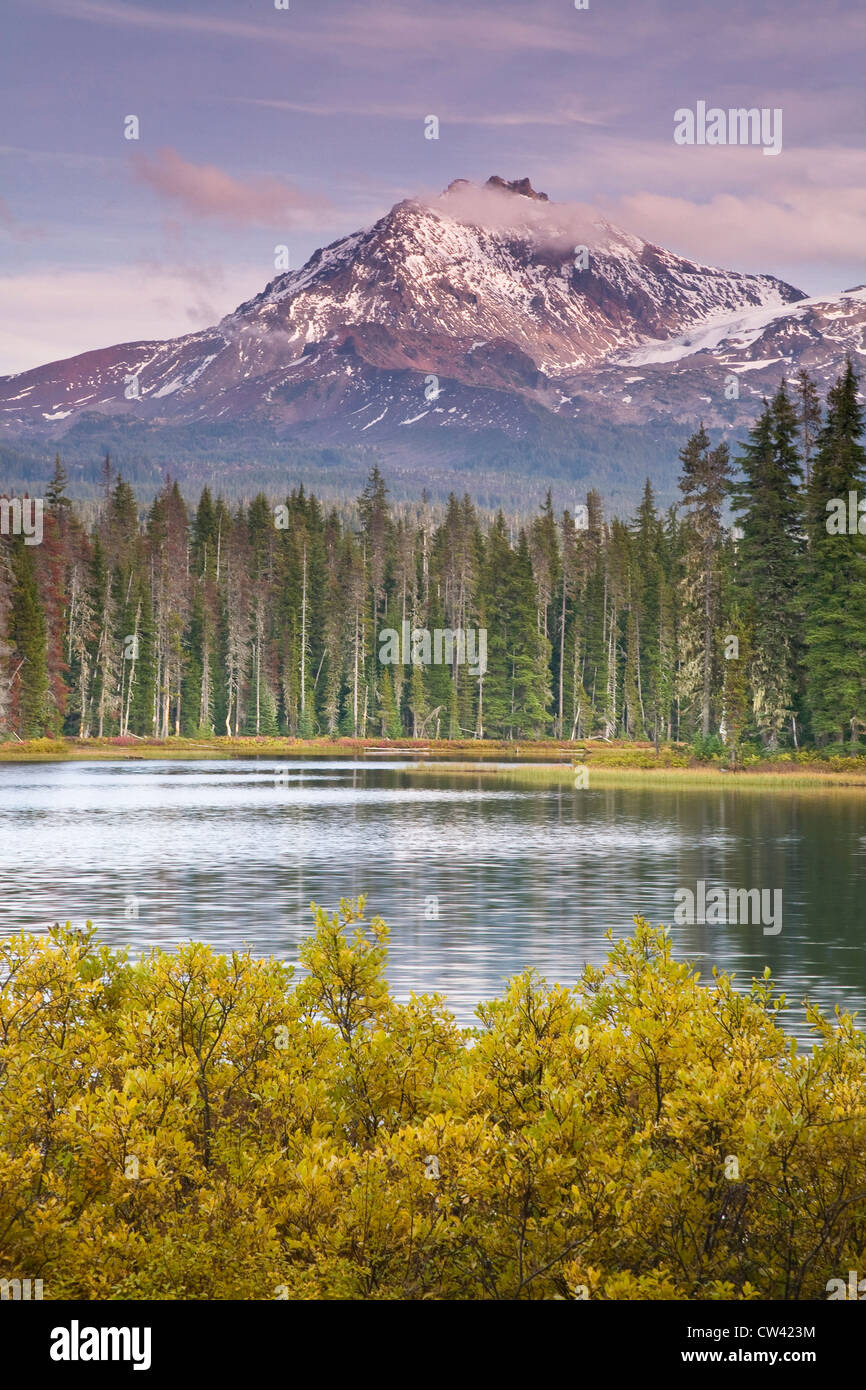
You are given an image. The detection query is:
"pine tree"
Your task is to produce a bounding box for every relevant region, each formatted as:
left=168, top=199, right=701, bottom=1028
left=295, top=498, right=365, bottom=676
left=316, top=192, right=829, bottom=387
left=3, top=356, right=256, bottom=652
left=321, top=512, right=345, bottom=737
left=45, top=455, right=71, bottom=520
left=501, top=531, right=551, bottom=737
left=86, top=536, right=115, bottom=738
left=731, top=384, right=804, bottom=748
left=359, top=467, right=392, bottom=731
left=720, top=607, right=751, bottom=768
left=529, top=491, right=560, bottom=647
left=678, top=426, right=732, bottom=738
left=408, top=659, right=429, bottom=738
left=623, top=607, right=643, bottom=738
left=128, top=581, right=156, bottom=737
left=803, top=360, right=866, bottom=743
left=258, top=679, right=281, bottom=737
left=584, top=491, right=608, bottom=730
left=246, top=494, right=276, bottom=738
left=0, top=541, right=16, bottom=734
left=447, top=680, right=461, bottom=740
left=796, top=369, right=822, bottom=486
left=633, top=480, right=664, bottom=743
left=192, top=487, right=217, bottom=578
left=221, top=507, right=250, bottom=738
left=8, top=536, right=50, bottom=737
left=554, top=509, right=577, bottom=738
left=181, top=591, right=206, bottom=736
left=379, top=668, right=402, bottom=739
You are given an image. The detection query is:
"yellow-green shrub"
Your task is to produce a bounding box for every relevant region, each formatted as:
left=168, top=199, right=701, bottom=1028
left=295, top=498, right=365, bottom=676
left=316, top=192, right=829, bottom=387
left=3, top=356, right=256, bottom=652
left=0, top=903, right=864, bottom=1300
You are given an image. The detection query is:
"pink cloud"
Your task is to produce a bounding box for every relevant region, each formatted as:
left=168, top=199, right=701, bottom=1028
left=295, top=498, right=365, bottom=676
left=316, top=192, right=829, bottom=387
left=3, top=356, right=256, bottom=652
left=607, top=186, right=866, bottom=269
left=131, top=148, right=331, bottom=228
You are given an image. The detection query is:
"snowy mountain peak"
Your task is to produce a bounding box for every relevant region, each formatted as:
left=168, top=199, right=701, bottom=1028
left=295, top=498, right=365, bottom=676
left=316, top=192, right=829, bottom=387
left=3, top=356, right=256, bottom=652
left=0, top=175, right=825, bottom=465
left=484, top=175, right=550, bottom=201
left=443, top=175, right=550, bottom=203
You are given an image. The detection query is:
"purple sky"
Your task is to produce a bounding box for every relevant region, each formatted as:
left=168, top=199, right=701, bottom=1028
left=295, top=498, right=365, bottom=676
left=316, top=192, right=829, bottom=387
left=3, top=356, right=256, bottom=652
left=1, top=0, right=864, bottom=373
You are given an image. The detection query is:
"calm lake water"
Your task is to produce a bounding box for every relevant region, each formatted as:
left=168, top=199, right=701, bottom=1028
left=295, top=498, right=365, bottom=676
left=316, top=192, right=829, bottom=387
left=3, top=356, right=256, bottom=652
left=1, top=759, right=864, bottom=1041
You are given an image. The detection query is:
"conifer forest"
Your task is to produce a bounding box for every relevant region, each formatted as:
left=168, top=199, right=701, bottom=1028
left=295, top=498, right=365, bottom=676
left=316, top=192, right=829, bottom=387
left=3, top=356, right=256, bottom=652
left=3, top=364, right=864, bottom=754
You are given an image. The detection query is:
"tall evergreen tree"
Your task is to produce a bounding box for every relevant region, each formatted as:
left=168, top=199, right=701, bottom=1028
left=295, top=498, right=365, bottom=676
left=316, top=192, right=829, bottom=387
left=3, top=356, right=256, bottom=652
left=804, top=361, right=866, bottom=742
left=731, top=384, right=804, bottom=748
left=720, top=606, right=751, bottom=768
left=45, top=454, right=71, bottom=521
left=8, top=537, right=50, bottom=737
left=796, top=369, right=822, bottom=487
left=678, top=426, right=732, bottom=738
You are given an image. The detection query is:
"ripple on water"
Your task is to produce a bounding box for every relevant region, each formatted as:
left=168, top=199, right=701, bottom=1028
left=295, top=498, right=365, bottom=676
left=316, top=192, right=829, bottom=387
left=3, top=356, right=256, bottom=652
left=0, top=758, right=862, bottom=1044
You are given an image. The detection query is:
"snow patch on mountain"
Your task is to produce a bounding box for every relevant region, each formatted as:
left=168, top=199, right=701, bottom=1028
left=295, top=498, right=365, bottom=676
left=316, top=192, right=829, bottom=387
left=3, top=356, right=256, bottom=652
left=622, top=286, right=866, bottom=368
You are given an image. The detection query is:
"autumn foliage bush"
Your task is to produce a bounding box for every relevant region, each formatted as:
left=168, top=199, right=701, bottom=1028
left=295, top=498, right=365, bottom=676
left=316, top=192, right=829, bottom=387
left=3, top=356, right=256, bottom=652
left=2, top=737, right=68, bottom=754
left=1, top=903, right=864, bottom=1300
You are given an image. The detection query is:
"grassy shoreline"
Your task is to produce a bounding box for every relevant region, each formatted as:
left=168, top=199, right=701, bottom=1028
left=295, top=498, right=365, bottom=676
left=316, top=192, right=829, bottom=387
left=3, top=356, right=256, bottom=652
left=3, top=734, right=866, bottom=787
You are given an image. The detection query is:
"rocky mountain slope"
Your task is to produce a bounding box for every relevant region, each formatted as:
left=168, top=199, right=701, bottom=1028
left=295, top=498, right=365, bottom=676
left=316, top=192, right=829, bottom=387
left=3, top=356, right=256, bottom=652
left=0, top=175, right=861, bottom=501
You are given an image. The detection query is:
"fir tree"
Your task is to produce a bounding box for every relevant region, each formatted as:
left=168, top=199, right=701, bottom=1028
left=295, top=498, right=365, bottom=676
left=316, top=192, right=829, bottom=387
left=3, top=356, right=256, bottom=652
left=8, top=537, right=50, bottom=737
left=804, top=361, right=866, bottom=742
left=678, top=426, right=732, bottom=738
left=45, top=455, right=71, bottom=519
left=796, top=368, right=822, bottom=486
left=731, top=384, right=804, bottom=748
left=379, top=668, right=402, bottom=739
left=720, top=607, right=751, bottom=769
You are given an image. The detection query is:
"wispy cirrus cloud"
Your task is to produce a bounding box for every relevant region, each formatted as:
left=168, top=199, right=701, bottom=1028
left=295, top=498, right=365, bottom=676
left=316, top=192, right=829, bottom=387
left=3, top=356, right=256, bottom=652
left=131, top=148, right=332, bottom=228
left=36, top=0, right=866, bottom=84
left=38, top=0, right=594, bottom=55
left=238, top=97, right=613, bottom=129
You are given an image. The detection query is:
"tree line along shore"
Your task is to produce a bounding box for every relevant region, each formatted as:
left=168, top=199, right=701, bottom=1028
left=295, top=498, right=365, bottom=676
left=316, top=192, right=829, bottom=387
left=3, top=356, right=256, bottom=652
left=3, top=363, right=866, bottom=760
left=4, top=735, right=866, bottom=789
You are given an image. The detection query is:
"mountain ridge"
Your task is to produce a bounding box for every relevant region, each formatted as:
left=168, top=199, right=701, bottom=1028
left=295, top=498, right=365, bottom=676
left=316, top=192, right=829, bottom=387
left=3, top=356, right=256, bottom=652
left=0, top=176, right=861, bottom=502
